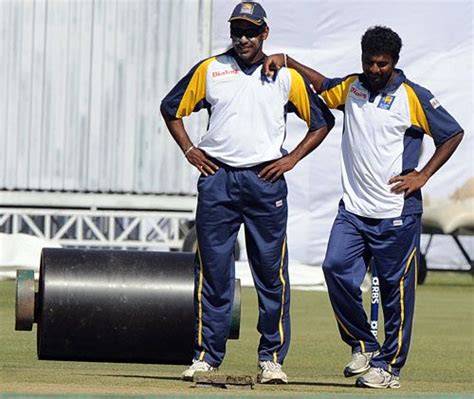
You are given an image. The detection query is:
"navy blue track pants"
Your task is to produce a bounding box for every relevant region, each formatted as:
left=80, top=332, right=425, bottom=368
left=322, top=204, right=421, bottom=376
left=193, top=163, right=290, bottom=367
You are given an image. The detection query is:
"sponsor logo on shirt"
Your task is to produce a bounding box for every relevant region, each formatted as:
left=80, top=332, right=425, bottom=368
left=377, top=95, right=395, bottom=110
left=349, top=86, right=368, bottom=100
left=212, top=69, right=239, bottom=79
left=430, top=97, right=441, bottom=109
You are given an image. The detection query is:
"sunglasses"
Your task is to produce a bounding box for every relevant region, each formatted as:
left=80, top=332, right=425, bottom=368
left=230, top=26, right=265, bottom=39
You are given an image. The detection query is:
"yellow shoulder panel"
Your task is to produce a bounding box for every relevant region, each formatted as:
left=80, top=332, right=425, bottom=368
left=402, top=83, right=431, bottom=136
left=176, top=57, right=216, bottom=118
left=321, top=75, right=358, bottom=109
left=288, top=68, right=311, bottom=125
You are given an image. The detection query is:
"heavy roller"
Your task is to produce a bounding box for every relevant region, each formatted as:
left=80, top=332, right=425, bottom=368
left=15, top=248, right=241, bottom=365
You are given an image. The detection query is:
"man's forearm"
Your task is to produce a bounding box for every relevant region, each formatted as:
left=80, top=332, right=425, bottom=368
left=286, top=56, right=327, bottom=93
left=420, top=132, right=464, bottom=180
left=389, top=132, right=464, bottom=195
left=258, top=125, right=330, bottom=182
left=160, top=105, right=219, bottom=175
left=160, top=106, right=194, bottom=153
left=289, top=126, right=330, bottom=162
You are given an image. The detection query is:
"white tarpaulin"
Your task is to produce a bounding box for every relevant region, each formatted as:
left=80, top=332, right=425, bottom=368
left=0, top=233, right=334, bottom=289
left=211, top=0, right=473, bottom=268
left=0, top=233, right=61, bottom=280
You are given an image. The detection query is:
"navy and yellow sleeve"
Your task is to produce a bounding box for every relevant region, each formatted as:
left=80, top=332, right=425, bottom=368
left=160, top=57, right=215, bottom=119
left=287, top=68, right=335, bottom=131
left=403, top=80, right=463, bottom=147
left=319, top=74, right=358, bottom=110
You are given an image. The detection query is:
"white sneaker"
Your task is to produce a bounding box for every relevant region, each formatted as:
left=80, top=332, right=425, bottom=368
left=356, top=367, right=401, bottom=389
left=344, top=350, right=380, bottom=377
left=257, top=361, right=288, bottom=384
left=181, top=359, right=216, bottom=381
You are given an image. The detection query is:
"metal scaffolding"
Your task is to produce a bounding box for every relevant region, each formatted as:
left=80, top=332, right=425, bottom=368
left=0, top=190, right=198, bottom=252
left=0, top=207, right=195, bottom=251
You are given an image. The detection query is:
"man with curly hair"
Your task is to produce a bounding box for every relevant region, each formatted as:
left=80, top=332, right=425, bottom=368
left=263, top=26, right=463, bottom=388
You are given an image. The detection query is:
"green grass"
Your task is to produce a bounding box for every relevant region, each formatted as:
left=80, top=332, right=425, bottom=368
left=1, top=272, right=473, bottom=397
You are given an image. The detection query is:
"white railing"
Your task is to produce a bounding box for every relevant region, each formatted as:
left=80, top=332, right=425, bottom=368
left=0, top=208, right=195, bottom=251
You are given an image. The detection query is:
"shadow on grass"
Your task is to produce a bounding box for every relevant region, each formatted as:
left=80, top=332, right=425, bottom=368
left=80, top=373, right=182, bottom=382
left=87, top=374, right=355, bottom=388
left=290, top=381, right=354, bottom=388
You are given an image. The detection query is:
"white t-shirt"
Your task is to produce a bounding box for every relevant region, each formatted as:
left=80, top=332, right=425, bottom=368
left=161, top=49, right=332, bottom=167
left=321, top=70, right=462, bottom=218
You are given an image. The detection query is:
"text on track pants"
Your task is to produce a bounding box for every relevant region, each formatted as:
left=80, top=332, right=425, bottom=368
left=322, top=204, right=421, bottom=376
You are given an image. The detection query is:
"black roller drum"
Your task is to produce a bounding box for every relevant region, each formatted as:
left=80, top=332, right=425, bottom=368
left=14, top=248, right=241, bottom=365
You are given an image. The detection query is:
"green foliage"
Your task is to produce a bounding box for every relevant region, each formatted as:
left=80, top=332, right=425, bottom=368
left=0, top=272, right=473, bottom=396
